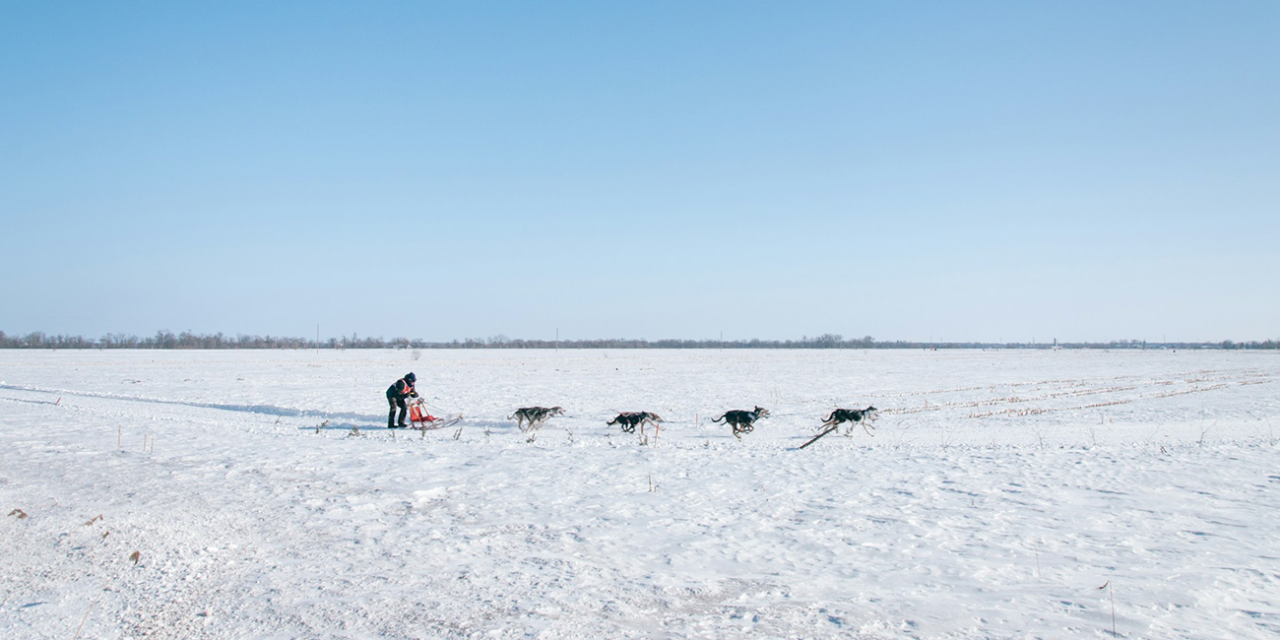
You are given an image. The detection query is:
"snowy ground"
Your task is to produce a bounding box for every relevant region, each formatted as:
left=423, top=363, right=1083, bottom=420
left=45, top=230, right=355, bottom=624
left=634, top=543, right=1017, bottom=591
left=2, top=348, right=1278, bottom=639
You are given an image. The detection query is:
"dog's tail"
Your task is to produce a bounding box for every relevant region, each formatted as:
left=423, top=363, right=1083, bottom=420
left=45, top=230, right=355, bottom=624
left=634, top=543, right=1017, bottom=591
left=709, top=413, right=726, bottom=423
left=821, top=409, right=837, bottom=423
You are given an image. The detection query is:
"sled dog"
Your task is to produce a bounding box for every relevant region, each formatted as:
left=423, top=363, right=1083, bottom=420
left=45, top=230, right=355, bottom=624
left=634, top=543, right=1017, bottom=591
left=711, top=406, right=770, bottom=438
left=510, top=406, right=564, bottom=432
left=607, top=411, right=664, bottom=434
left=820, top=406, right=878, bottom=436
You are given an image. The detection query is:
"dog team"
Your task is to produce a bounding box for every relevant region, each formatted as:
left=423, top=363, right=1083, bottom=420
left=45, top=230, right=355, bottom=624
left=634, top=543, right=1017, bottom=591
left=387, top=372, right=877, bottom=438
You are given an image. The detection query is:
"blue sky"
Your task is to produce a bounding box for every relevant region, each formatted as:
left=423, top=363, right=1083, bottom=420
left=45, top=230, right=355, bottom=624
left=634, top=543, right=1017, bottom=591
left=2, top=1, right=1277, bottom=343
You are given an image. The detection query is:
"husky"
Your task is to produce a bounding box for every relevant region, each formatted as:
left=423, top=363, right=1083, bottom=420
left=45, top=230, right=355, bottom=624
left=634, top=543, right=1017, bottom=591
left=820, top=406, right=878, bottom=436
left=509, top=406, right=564, bottom=432
left=607, top=411, right=664, bottom=434
left=710, top=406, right=770, bottom=438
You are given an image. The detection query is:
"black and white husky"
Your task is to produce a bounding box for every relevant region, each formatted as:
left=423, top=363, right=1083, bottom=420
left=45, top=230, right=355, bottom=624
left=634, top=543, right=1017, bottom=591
left=820, top=406, right=878, bottom=436
left=711, top=406, right=770, bottom=438
left=607, top=411, right=663, bottom=434
left=509, top=406, right=564, bottom=432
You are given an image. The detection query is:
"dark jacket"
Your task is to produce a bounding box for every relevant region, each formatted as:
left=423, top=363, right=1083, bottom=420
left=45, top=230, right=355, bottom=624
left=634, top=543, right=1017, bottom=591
left=386, top=377, right=417, bottom=399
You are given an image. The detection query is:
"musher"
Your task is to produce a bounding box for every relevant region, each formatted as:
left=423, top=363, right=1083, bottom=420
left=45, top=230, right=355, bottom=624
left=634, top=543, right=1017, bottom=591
left=386, top=372, right=418, bottom=428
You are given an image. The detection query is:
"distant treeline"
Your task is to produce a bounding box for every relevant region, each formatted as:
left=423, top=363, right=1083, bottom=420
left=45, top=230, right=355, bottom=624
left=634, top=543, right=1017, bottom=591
left=1, top=330, right=1276, bottom=351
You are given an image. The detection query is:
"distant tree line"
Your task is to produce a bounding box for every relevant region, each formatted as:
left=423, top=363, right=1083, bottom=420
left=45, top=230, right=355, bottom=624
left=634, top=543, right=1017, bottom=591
left=1, top=330, right=1276, bottom=350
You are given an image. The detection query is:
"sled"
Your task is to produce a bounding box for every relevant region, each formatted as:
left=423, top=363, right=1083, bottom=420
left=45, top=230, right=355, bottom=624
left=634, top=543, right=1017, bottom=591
left=408, top=398, right=463, bottom=430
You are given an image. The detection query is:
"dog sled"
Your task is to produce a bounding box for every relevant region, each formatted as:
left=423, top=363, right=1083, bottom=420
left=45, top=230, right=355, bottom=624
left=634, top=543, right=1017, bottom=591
left=408, top=398, right=463, bottom=431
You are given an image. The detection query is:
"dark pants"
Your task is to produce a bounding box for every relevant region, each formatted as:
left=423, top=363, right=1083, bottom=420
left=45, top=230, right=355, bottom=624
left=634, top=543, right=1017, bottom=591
left=388, top=395, right=407, bottom=427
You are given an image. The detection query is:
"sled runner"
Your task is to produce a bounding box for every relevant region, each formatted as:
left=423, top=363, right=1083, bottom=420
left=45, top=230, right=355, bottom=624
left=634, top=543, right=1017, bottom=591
left=408, top=398, right=463, bottom=430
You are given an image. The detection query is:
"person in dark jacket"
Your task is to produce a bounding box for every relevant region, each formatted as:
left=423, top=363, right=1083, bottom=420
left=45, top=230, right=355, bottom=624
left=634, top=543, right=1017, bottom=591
left=386, top=372, right=418, bottom=428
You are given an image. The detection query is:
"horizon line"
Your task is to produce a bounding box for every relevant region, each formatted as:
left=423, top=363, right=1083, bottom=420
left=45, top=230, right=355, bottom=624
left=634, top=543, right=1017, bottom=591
left=2, top=330, right=1276, bottom=350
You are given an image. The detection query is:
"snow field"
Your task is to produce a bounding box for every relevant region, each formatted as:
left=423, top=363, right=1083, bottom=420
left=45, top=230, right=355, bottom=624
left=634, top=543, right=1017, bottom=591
left=2, top=348, right=1278, bottom=639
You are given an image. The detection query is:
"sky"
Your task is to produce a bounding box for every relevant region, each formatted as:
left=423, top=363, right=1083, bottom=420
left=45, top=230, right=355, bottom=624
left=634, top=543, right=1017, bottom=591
left=2, top=1, right=1277, bottom=344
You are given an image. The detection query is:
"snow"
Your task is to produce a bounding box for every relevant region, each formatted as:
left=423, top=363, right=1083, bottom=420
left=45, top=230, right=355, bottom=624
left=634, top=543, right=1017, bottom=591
left=2, top=348, right=1278, bottom=639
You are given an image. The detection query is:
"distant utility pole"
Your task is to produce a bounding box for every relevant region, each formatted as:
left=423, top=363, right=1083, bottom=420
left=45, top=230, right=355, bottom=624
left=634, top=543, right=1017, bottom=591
left=316, top=324, right=319, bottom=355
left=556, top=328, right=559, bottom=352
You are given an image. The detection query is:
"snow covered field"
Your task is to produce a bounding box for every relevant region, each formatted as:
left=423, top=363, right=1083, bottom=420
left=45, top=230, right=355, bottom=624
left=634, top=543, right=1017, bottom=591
left=2, top=348, right=1278, bottom=639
